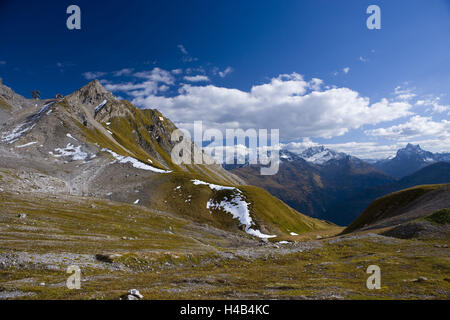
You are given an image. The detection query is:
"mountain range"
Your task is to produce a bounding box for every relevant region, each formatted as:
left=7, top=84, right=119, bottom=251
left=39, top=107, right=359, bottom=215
left=372, top=143, right=450, bottom=178
left=229, top=144, right=450, bottom=225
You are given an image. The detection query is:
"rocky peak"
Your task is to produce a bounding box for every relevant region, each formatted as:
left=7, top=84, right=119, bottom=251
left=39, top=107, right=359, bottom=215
left=396, top=144, right=430, bottom=159
left=0, top=81, right=35, bottom=110
left=67, top=80, right=115, bottom=109
left=299, top=146, right=346, bottom=165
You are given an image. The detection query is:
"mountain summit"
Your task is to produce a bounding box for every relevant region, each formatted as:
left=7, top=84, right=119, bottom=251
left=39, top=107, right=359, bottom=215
left=374, top=144, right=450, bottom=178
left=298, top=146, right=347, bottom=165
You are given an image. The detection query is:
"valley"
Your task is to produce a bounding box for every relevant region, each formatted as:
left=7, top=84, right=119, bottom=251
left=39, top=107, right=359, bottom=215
left=0, top=80, right=448, bottom=300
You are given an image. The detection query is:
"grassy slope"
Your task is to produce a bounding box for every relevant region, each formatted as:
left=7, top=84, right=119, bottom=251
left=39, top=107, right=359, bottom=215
left=58, top=98, right=332, bottom=237
left=139, top=173, right=334, bottom=238
left=240, top=186, right=333, bottom=237
left=344, top=184, right=446, bottom=233
left=0, top=98, right=13, bottom=112
left=0, top=191, right=200, bottom=254
left=424, top=209, right=450, bottom=225
left=2, top=227, right=449, bottom=300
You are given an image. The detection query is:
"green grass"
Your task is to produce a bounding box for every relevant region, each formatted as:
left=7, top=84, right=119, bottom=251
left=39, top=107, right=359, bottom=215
left=240, top=185, right=333, bottom=237
left=3, top=236, right=449, bottom=300
left=344, top=184, right=447, bottom=233
left=424, top=209, right=450, bottom=225
left=0, top=98, right=13, bottom=112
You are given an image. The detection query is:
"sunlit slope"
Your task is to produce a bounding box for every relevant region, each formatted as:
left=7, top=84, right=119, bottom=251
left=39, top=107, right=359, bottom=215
left=344, top=184, right=450, bottom=233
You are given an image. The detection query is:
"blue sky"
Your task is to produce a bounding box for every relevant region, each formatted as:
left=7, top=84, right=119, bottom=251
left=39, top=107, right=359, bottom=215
left=1, top=0, right=449, bottom=158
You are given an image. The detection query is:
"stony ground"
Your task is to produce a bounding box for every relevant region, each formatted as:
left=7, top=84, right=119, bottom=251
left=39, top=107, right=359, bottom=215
left=0, top=191, right=449, bottom=300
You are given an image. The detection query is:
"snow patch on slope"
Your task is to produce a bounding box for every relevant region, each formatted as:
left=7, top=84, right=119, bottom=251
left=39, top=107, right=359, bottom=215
left=16, top=141, right=37, bottom=148
left=193, top=180, right=276, bottom=239
left=192, top=179, right=235, bottom=191
left=66, top=133, right=78, bottom=141
left=2, top=102, right=55, bottom=144
left=49, top=143, right=93, bottom=161
left=94, top=100, right=107, bottom=114
left=2, top=124, right=36, bottom=143
left=102, top=149, right=171, bottom=173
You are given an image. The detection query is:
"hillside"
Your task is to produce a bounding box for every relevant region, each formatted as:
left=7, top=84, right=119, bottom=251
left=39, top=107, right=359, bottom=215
left=0, top=80, right=330, bottom=241
left=344, top=184, right=450, bottom=233
left=330, top=162, right=450, bottom=225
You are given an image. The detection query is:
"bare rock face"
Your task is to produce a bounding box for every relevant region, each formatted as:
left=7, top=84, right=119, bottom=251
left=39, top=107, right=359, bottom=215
left=0, top=82, right=36, bottom=111
left=0, top=81, right=44, bottom=127
left=66, top=80, right=115, bottom=111
left=0, top=80, right=244, bottom=202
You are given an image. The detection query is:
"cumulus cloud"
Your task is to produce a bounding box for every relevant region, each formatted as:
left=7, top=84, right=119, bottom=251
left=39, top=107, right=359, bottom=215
left=343, top=67, right=350, bottom=74
left=127, top=72, right=412, bottom=140
left=323, top=142, right=402, bottom=159
left=309, top=78, right=323, bottom=91
left=365, top=116, right=450, bottom=140
left=281, top=139, right=401, bottom=160
left=184, top=75, right=210, bottom=82
left=134, top=67, right=174, bottom=84
left=103, top=68, right=175, bottom=97
left=282, top=138, right=319, bottom=153
left=82, top=71, right=107, bottom=80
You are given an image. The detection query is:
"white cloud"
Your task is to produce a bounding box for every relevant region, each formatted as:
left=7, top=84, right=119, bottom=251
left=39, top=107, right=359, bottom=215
left=282, top=138, right=320, bottom=153
left=359, top=56, right=367, bottom=62
left=104, top=80, right=169, bottom=97
left=171, top=68, right=183, bottom=75
left=103, top=68, right=175, bottom=97
left=343, top=67, right=350, bottom=74
left=183, top=75, right=210, bottom=82
left=328, top=142, right=404, bottom=159
left=83, top=71, right=107, bottom=80
left=416, top=98, right=449, bottom=114
left=282, top=139, right=401, bottom=160
left=366, top=116, right=450, bottom=140
left=113, top=68, right=134, bottom=77
left=134, top=67, right=174, bottom=85
left=218, top=67, right=233, bottom=78
left=127, top=72, right=412, bottom=140
left=177, top=44, right=198, bottom=62
left=309, top=78, right=323, bottom=91
left=177, top=44, right=188, bottom=55
left=394, top=85, right=417, bottom=101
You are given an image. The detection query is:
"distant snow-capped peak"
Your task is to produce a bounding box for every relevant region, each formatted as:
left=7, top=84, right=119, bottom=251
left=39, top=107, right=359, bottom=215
left=394, top=144, right=450, bottom=163
left=297, top=146, right=346, bottom=165
left=396, top=144, right=435, bottom=161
